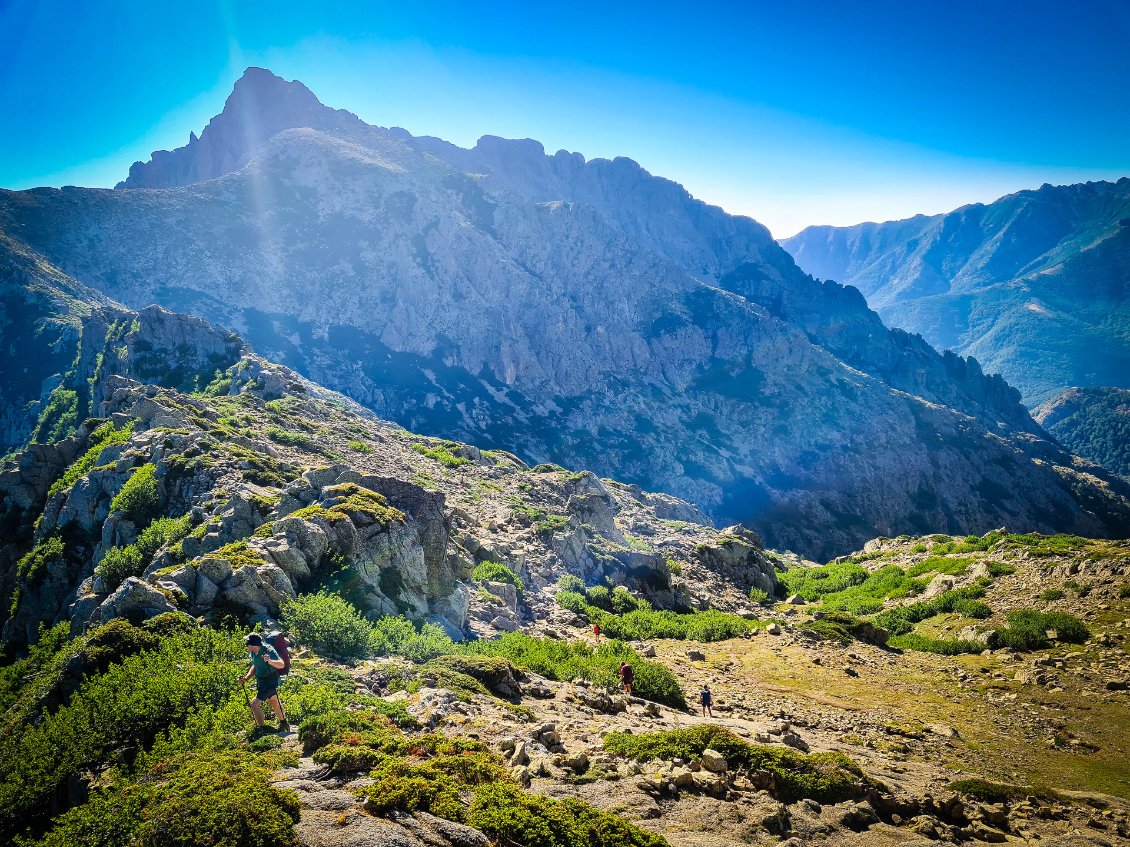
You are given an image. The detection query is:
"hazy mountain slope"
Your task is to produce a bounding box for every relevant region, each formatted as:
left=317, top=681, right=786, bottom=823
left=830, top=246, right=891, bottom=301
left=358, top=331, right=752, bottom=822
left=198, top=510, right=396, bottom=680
left=1035, top=387, right=1130, bottom=480
left=782, top=180, right=1130, bottom=405
left=1, top=70, right=1128, bottom=558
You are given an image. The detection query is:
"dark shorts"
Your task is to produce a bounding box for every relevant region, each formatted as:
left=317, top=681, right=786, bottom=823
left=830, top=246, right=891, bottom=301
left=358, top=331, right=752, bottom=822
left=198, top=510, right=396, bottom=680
left=255, top=676, right=280, bottom=702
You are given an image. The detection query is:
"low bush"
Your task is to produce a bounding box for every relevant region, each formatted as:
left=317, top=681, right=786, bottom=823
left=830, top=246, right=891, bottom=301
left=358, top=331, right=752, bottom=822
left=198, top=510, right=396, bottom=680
left=369, top=616, right=456, bottom=663
left=411, top=442, right=470, bottom=468
left=468, top=782, right=668, bottom=847
left=558, top=574, right=585, bottom=594
left=94, top=544, right=144, bottom=591
left=996, top=609, right=1089, bottom=650
left=805, top=611, right=888, bottom=646
left=472, top=560, right=524, bottom=592
left=871, top=583, right=990, bottom=636
left=748, top=587, right=769, bottom=604
left=281, top=591, right=371, bottom=660
left=1039, top=588, right=1065, bottom=602
left=0, top=626, right=246, bottom=840
left=27, top=750, right=301, bottom=847
left=111, top=463, right=160, bottom=523
left=603, top=726, right=867, bottom=803
left=778, top=561, right=867, bottom=601
left=888, top=633, right=984, bottom=655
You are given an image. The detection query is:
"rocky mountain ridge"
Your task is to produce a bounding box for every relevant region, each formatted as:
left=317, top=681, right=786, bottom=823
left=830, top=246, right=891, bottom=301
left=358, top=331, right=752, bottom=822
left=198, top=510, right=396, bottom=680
left=781, top=178, right=1130, bottom=406
left=2, top=70, right=1128, bottom=557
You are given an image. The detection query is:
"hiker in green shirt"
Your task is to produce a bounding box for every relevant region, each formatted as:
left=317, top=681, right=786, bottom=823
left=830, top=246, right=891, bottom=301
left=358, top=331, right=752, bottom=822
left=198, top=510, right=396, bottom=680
left=240, top=632, right=289, bottom=731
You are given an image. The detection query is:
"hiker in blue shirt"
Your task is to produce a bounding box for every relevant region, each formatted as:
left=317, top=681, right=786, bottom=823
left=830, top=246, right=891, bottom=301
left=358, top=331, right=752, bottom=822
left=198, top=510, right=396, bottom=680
left=700, top=684, right=713, bottom=717
left=240, top=632, right=289, bottom=731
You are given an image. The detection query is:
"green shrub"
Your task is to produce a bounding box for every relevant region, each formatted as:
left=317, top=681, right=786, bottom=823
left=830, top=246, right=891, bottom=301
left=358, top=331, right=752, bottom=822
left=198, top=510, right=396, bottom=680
left=558, top=574, right=585, bottom=594
left=29, top=750, right=300, bottom=847
left=996, top=609, right=1090, bottom=650
left=468, top=782, right=669, bottom=847
left=281, top=591, right=371, bottom=659
left=1039, top=589, right=1065, bottom=602
left=805, top=611, right=888, bottom=646
left=136, top=515, right=193, bottom=560
left=1119, top=583, right=1130, bottom=600
left=111, top=463, right=159, bottom=523
left=369, top=617, right=456, bottom=663
left=778, top=561, right=867, bottom=601
left=0, top=626, right=246, bottom=840
left=95, top=544, right=145, bottom=591
left=555, top=590, right=588, bottom=615
left=347, top=440, right=374, bottom=453
left=748, top=587, right=768, bottom=604
left=266, top=428, right=312, bottom=448
left=871, top=584, right=990, bottom=636
left=535, top=514, right=571, bottom=535
left=987, top=561, right=1015, bottom=577
left=14, top=536, right=65, bottom=588
left=1002, top=533, right=1089, bottom=557
left=472, top=560, right=524, bottom=592
left=603, top=726, right=867, bottom=803
left=586, top=585, right=611, bottom=610
left=889, top=633, right=984, bottom=655
left=952, top=599, right=991, bottom=618
left=906, top=556, right=975, bottom=578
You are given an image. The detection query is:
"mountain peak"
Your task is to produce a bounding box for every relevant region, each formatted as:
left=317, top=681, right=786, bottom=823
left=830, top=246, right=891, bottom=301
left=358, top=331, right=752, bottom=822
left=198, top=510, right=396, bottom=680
left=117, top=68, right=362, bottom=189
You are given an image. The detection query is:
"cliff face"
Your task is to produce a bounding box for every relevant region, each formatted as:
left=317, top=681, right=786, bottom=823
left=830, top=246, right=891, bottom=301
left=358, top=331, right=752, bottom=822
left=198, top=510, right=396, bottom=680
left=782, top=179, right=1130, bottom=405
left=1, top=70, right=1127, bottom=557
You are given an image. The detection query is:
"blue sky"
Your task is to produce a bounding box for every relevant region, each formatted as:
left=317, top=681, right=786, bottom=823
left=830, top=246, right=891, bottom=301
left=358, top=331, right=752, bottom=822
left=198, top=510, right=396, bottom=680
left=1, top=1, right=1127, bottom=237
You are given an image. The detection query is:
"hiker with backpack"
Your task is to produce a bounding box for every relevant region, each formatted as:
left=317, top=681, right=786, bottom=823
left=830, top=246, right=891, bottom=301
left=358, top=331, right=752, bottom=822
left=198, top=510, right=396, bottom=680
left=700, top=684, right=713, bottom=717
left=240, top=632, right=289, bottom=732
left=619, top=661, right=634, bottom=697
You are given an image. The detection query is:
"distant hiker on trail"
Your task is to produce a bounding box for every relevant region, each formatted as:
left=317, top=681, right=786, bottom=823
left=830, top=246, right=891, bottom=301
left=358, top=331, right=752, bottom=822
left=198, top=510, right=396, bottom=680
left=700, top=684, right=713, bottom=717
left=240, top=632, right=289, bottom=732
left=619, top=661, right=634, bottom=697
left=593, top=622, right=601, bottom=641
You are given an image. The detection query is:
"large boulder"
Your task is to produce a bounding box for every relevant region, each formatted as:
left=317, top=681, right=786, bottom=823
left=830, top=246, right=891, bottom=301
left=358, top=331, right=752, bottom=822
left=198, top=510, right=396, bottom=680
left=89, top=577, right=176, bottom=625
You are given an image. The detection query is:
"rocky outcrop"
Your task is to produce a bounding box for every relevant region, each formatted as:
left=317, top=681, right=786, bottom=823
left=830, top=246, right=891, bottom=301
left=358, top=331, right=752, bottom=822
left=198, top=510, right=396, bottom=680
left=1, top=301, right=768, bottom=648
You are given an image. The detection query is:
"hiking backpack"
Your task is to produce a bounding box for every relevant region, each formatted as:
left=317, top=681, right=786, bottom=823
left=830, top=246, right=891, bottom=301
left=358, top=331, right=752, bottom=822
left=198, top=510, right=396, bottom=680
left=268, top=631, right=291, bottom=675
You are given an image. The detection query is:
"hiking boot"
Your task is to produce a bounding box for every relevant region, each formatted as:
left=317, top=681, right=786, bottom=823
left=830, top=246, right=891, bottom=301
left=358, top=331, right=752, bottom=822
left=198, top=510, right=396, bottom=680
left=278, top=720, right=290, bottom=733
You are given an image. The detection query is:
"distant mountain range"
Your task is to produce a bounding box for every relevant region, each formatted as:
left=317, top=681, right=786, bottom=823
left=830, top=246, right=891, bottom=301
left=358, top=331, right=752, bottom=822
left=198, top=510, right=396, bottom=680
left=2, top=68, right=1128, bottom=558
left=782, top=179, right=1130, bottom=407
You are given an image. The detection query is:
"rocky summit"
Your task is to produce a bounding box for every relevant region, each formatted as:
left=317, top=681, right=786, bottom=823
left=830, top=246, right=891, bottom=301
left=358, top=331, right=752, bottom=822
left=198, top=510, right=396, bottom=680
left=1, top=69, right=1129, bottom=558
